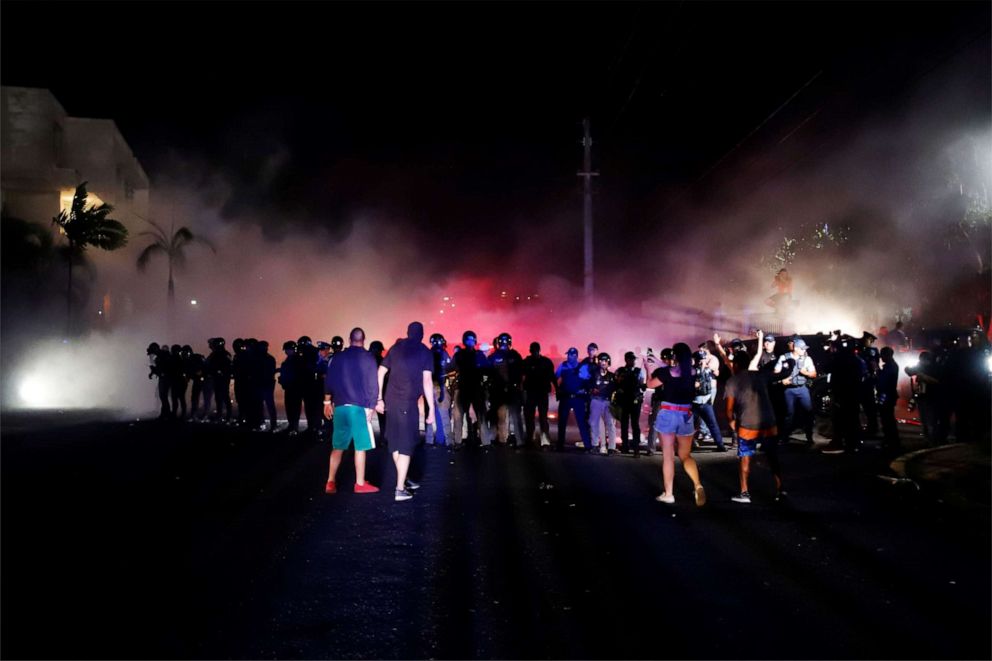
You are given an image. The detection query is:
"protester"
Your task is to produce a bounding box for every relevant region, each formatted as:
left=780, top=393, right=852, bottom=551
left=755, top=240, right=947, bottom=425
left=378, top=322, right=434, bottom=502
left=323, top=327, right=380, bottom=494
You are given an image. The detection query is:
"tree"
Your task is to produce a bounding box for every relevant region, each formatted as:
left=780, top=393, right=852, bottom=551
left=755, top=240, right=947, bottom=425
left=767, top=220, right=851, bottom=271
left=51, top=182, right=128, bottom=335
left=135, top=216, right=216, bottom=310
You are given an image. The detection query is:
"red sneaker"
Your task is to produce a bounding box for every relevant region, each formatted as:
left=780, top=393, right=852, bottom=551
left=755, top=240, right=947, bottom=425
left=354, top=482, right=380, bottom=494
left=324, top=480, right=337, bottom=494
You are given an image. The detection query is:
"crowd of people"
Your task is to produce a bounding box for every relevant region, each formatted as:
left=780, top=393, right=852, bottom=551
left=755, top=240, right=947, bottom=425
left=145, top=319, right=991, bottom=504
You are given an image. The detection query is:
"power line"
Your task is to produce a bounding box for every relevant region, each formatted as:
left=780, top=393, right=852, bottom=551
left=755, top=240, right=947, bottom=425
left=691, top=70, right=822, bottom=185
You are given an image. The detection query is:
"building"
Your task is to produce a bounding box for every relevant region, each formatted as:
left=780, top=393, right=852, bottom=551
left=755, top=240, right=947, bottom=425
left=1, top=86, right=149, bottom=226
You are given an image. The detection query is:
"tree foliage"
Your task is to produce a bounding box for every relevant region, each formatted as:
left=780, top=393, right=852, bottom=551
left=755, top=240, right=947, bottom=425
left=767, top=221, right=851, bottom=270
left=52, top=182, right=128, bottom=253
left=136, top=217, right=216, bottom=301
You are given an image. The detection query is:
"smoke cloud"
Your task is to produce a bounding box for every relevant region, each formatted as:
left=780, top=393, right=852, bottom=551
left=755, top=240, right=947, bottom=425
left=2, top=25, right=988, bottom=414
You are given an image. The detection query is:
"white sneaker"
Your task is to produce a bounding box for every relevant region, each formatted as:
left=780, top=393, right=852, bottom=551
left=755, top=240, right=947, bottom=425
left=655, top=493, right=675, bottom=504
left=599, top=446, right=608, bottom=455
left=731, top=492, right=752, bottom=504
left=540, top=434, right=551, bottom=447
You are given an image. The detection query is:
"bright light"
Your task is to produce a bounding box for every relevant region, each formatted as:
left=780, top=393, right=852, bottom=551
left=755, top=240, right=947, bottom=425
left=987, top=355, right=992, bottom=374
left=19, top=374, right=52, bottom=408
left=190, top=299, right=198, bottom=305
left=904, top=355, right=920, bottom=369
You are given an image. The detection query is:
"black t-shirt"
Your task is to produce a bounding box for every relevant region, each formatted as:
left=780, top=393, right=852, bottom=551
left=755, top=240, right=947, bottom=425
left=725, top=371, right=776, bottom=430
left=522, top=354, right=556, bottom=393
left=651, top=366, right=695, bottom=405
left=383, top=338, right=433, bottom=404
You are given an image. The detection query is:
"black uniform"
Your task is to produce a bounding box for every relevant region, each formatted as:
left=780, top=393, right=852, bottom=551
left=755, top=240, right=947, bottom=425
left=613, top=365, right=645, bottom=454
left=206, top=346, right=233, bottom=421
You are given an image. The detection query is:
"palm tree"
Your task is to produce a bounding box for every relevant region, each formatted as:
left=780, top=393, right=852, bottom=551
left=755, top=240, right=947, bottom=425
left=135, top=216, right=217, bottom=310
left=51, top=182, right=128, bottom=335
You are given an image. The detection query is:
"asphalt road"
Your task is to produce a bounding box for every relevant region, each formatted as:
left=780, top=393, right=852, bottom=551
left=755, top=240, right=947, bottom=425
left=2, top=412, right=989, bottom=659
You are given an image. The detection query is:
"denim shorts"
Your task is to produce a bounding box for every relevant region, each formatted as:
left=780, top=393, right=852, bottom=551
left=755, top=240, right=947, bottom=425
left=654, top=407, right=695, bottom=436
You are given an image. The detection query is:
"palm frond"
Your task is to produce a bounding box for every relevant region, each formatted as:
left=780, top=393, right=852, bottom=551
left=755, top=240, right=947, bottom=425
left=135, top=230, right=168, bottom=244
left=89, top=218, right=128, bottom=250
left=136, top=243, right=166, bottom=271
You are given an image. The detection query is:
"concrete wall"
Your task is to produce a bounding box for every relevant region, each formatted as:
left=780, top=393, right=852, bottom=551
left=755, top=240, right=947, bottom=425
left=1, top=86, right=149, bottom=225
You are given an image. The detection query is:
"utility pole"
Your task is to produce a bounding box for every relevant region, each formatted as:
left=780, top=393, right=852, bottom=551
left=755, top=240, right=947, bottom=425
left=577, top=118, right=598, bottom=304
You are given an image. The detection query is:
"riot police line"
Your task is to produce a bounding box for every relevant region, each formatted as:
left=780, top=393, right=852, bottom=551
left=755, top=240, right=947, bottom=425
left=145, top=324, right=992, bottom=452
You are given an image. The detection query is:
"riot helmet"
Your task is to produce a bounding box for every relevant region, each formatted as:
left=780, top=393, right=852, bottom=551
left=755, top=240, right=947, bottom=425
left=462, top=330, right=478, bottom=347
left=283, top=340, right=297, bottom=352
left=497, top=332, right=512, bottom=350
left=430, top=333, right=447, bottom=349
left=331, top=336, right=344, bottom=353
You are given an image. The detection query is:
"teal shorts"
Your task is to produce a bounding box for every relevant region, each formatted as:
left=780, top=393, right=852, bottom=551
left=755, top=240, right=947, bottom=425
left=332, top=405, right=375, bottom=451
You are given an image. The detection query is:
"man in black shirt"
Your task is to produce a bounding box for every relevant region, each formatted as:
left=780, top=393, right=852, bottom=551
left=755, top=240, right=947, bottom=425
left=378, top=322, right=434, bottom=501
left=522, top=342, right=556, bottom=448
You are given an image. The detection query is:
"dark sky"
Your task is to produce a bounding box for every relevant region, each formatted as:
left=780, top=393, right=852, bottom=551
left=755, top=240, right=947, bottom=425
left=3, top=1, right=989, bottom=270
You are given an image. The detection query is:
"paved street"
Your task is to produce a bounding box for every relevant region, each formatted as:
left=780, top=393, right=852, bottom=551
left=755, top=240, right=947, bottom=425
left=2, top=412, right=989, bottom=659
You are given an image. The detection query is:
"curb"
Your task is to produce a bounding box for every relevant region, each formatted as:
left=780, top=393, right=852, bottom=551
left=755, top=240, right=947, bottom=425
left=888, top=443, right=971, bottom=479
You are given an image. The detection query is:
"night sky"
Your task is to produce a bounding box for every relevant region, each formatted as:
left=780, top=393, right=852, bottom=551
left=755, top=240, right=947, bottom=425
left=2, top=1, right=989, bottom=276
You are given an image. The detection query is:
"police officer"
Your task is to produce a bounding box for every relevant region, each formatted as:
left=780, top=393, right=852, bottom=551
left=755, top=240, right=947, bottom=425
left=297, top=336, right=323, bottom=439
left=170, top=344, right=189, bottom=419
left=426, top=333, right=453, bottom=446
left=489, top=332, right=525, bottom=447
left=279, top=340, right=304, bottom=435
left=859, top=331, right=880, bottom=438
left=774, top=338, right=817, bottom=446
left=614, top=351, right=645, bottom=455
left=877, top=346, right=901, bottom=454
left=147, top=342, right=171, bottom=419
left=231, top=338, right=249, bottom=425
left=822, top=335, right=866, bottom=454
left=451, top=330, right=492, bottom=448
left=242, top=338, right=263, bottom=429
left=556, top=347, right=593, bottom=451
left=312, top=340, right=333, bottom=441
left=188, top=347, right=212, bottom=421
left=257, top=340, right=278, bottom=432
left=589, top=352, right=618, bottom=454
left=206, top=337, right=233, bottom=423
